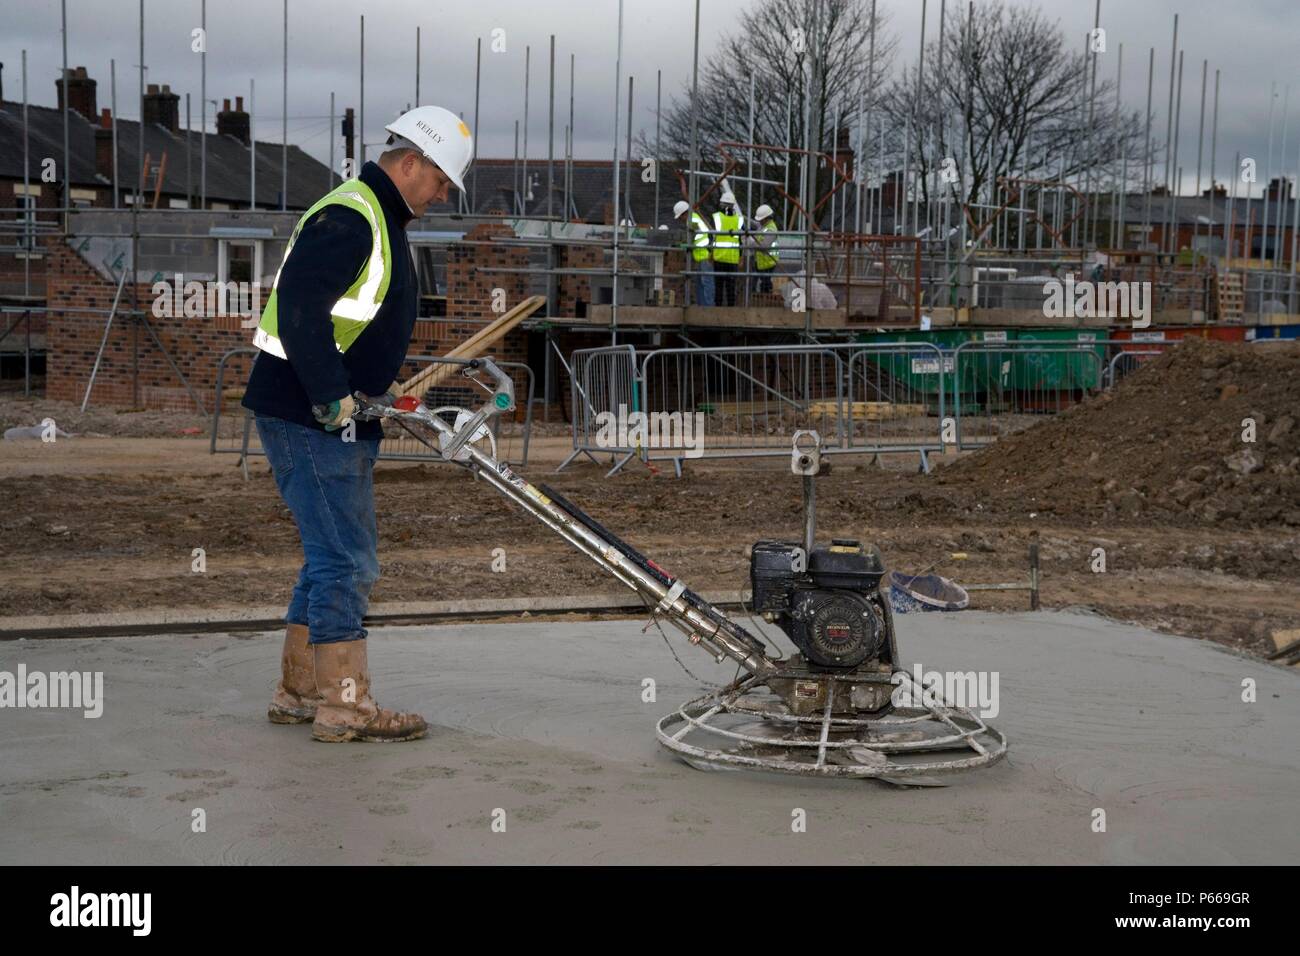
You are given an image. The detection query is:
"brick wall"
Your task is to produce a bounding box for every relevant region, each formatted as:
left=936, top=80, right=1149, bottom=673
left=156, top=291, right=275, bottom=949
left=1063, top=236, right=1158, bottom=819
left=43, top=218, right=625, bottom=417
left=43, top=236, right=253, bottom=410
left=555, top=243, right=602, bottom=316
left=427, top=222, right=533, bottom=412
left=0, top=180, right=66, bottom=304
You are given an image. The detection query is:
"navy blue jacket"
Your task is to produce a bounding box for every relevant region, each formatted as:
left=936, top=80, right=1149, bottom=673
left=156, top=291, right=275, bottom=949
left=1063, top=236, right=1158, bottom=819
left=242, top=161, right=416, bottom=441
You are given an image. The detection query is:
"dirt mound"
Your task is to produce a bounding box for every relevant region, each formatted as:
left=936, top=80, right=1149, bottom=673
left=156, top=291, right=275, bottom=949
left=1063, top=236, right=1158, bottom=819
left=0, top=397, right=219, bottom=439
left=938, top=338, right=1300, bottom=527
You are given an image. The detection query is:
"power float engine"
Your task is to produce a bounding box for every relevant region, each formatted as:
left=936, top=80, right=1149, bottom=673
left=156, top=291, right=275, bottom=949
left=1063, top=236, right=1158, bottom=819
left=750, top=539, right=892, bottom=669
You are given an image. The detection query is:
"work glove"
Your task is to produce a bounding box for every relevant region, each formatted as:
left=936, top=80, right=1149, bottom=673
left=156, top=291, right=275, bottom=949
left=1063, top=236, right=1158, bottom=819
left=365, top=384, right=401, bottom=409
left=312, top=394, right=357, bottom=432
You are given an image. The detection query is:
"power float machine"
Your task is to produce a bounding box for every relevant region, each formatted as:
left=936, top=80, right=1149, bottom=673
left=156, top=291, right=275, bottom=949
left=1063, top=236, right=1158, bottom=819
left=351, top=358, right=1007, bottom=782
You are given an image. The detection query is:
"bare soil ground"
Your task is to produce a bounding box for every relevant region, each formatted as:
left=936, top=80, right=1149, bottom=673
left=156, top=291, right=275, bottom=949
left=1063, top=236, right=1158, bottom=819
left=3, top=339, right=1297, bottom=658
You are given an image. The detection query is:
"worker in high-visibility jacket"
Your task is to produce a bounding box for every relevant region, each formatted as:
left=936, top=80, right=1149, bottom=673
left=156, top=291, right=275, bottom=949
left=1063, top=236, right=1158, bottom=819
left=673, top=200, right=714, bottom=307
left=711, top=191, right=745, bottom=307
left=747, top=204, right=780, bottom=293
left=242, top=105, right=472, bottom=745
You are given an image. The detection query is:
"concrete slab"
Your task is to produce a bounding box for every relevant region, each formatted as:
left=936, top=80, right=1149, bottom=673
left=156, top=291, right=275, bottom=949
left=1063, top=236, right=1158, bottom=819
left=1, top=610, right=1296, bottom=865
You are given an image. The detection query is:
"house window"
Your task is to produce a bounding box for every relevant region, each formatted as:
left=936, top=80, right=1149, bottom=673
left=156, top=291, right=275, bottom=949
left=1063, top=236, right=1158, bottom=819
left=217, top=239, right=265, bottom=316
left=70, top=188, right=97, bottom=208
left=15, top=194, right=37, bottom=250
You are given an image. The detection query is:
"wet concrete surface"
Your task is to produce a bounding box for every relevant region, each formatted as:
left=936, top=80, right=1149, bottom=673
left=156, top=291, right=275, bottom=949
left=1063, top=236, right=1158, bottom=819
left=1, top=609, right=1296, bottom=864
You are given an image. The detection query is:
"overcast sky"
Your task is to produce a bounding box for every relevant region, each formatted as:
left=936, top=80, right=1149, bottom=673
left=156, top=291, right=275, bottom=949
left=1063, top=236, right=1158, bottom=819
left=2, top=0, right=1297, bottom=191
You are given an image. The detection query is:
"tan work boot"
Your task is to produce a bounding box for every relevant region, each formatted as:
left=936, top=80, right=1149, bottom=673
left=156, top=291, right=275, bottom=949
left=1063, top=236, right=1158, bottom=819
left=311, top=639, right=428, bottom=743
left=268, top=623, right=324, bottom=724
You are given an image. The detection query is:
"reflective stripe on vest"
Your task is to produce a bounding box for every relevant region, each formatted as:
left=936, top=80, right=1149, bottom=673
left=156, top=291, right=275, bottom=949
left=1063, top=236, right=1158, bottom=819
left=688, top=211, right=711, bottom=261
left=252, top=178, right=392, bottom=360
left=755, top=220, right=779, bottom=271
left=711, top=211, right=745, bottom=264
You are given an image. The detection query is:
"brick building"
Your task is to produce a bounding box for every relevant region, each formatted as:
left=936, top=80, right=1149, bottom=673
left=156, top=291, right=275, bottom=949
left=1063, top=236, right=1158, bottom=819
left=1, top=65, right=334, bottom=298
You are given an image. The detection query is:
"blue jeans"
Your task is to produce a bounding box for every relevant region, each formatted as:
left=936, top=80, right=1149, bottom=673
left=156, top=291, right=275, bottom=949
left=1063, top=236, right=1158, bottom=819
left=693, top=259, right=715, bottom=307
left=256, top=415, right=382, bottom=644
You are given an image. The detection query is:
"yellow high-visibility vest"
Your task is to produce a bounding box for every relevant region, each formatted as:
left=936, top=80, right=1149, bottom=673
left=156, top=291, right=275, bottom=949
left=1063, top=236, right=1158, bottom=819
left=711, top=210, right=745, bottom=264
left=688, top=211, right=711, bottom=262
left=253, top=178, right=392, bottom=359
left=755, top=220, right=780, bottom=271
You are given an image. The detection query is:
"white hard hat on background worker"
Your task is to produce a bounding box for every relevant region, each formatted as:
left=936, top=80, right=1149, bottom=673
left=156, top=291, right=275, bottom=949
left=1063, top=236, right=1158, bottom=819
left=384, top=105, right=474, bottom=193
left=673, top=200, right=690, bottom=219
left=754, top=204, right=773, bottom=221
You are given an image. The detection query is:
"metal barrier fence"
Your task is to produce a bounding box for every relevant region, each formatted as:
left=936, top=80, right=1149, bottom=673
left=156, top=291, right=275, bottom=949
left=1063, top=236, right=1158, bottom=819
left=639, top=345, right=847, bottom=461
left=1104, top=348, right=1163, bottom=388
left=560, top=342, right=950, bottom=473
left=560, top=337, right=1198, bottom=471
left=211, top=349, right=535, bottom=477
left=211, top=348, right=260, bottom=476
left=845, top=344, right=948, bottom=457
left=560, top=344, right=640, bottom=474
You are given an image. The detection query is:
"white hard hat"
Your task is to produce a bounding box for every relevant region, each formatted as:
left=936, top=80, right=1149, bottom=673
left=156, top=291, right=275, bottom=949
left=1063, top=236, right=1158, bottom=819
left=720, top=191, right=736, bottom=206
left=755, top=204, right=773, bottom=221
left=673, top=200, right=690, bottom=218
left=384, top=105, right=474, bottom=193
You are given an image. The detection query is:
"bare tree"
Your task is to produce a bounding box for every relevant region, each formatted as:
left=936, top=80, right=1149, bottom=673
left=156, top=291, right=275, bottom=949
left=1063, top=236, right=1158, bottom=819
left=644, top=0, right=896, bottom=223
left=882, top=0, right=1145, bottom=238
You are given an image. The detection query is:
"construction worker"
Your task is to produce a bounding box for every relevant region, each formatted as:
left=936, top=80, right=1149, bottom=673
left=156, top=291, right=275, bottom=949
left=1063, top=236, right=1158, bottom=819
left=673, top=199, right=714, bottom=307
left=711, top=191, right=745, bottom=307
left=748, top=204, right=780, bottom=293
left=241, top=105, right=473, bottom=743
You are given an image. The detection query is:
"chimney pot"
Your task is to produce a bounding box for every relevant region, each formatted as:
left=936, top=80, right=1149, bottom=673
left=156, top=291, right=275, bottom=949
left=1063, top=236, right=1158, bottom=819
left=217, top=95, right=252, bottom=146
left=142, top=82, right=181, bottom=133
left=56, top=64, right=98, bottom=122
left=100, top=107, right=111, bottom=129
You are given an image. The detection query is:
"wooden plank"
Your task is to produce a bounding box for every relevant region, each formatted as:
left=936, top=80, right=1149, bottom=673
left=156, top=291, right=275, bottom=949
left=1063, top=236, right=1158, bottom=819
left=696, top=400, right=926, bottom=420
left=1271, top=628, right=1300, bottom=652
left=394, top=295, right=545, bottom=399
left=441, top=294, right=545, bottom=359
left=808, top=400, right=926, bottom=420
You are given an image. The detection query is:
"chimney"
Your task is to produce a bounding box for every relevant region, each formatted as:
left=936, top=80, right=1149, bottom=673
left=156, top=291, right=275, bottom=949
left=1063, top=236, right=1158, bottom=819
left=95, top=108, right=115, bottom=181
left=56, top=65, right=98, bottom=121
left=1267, top=175, right=1293, bottom=203
left=143, top=82, right=180, bottom=133
left=217, top=95, right=250, bottom=145
left=834, top=126, right=855, bottom=182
